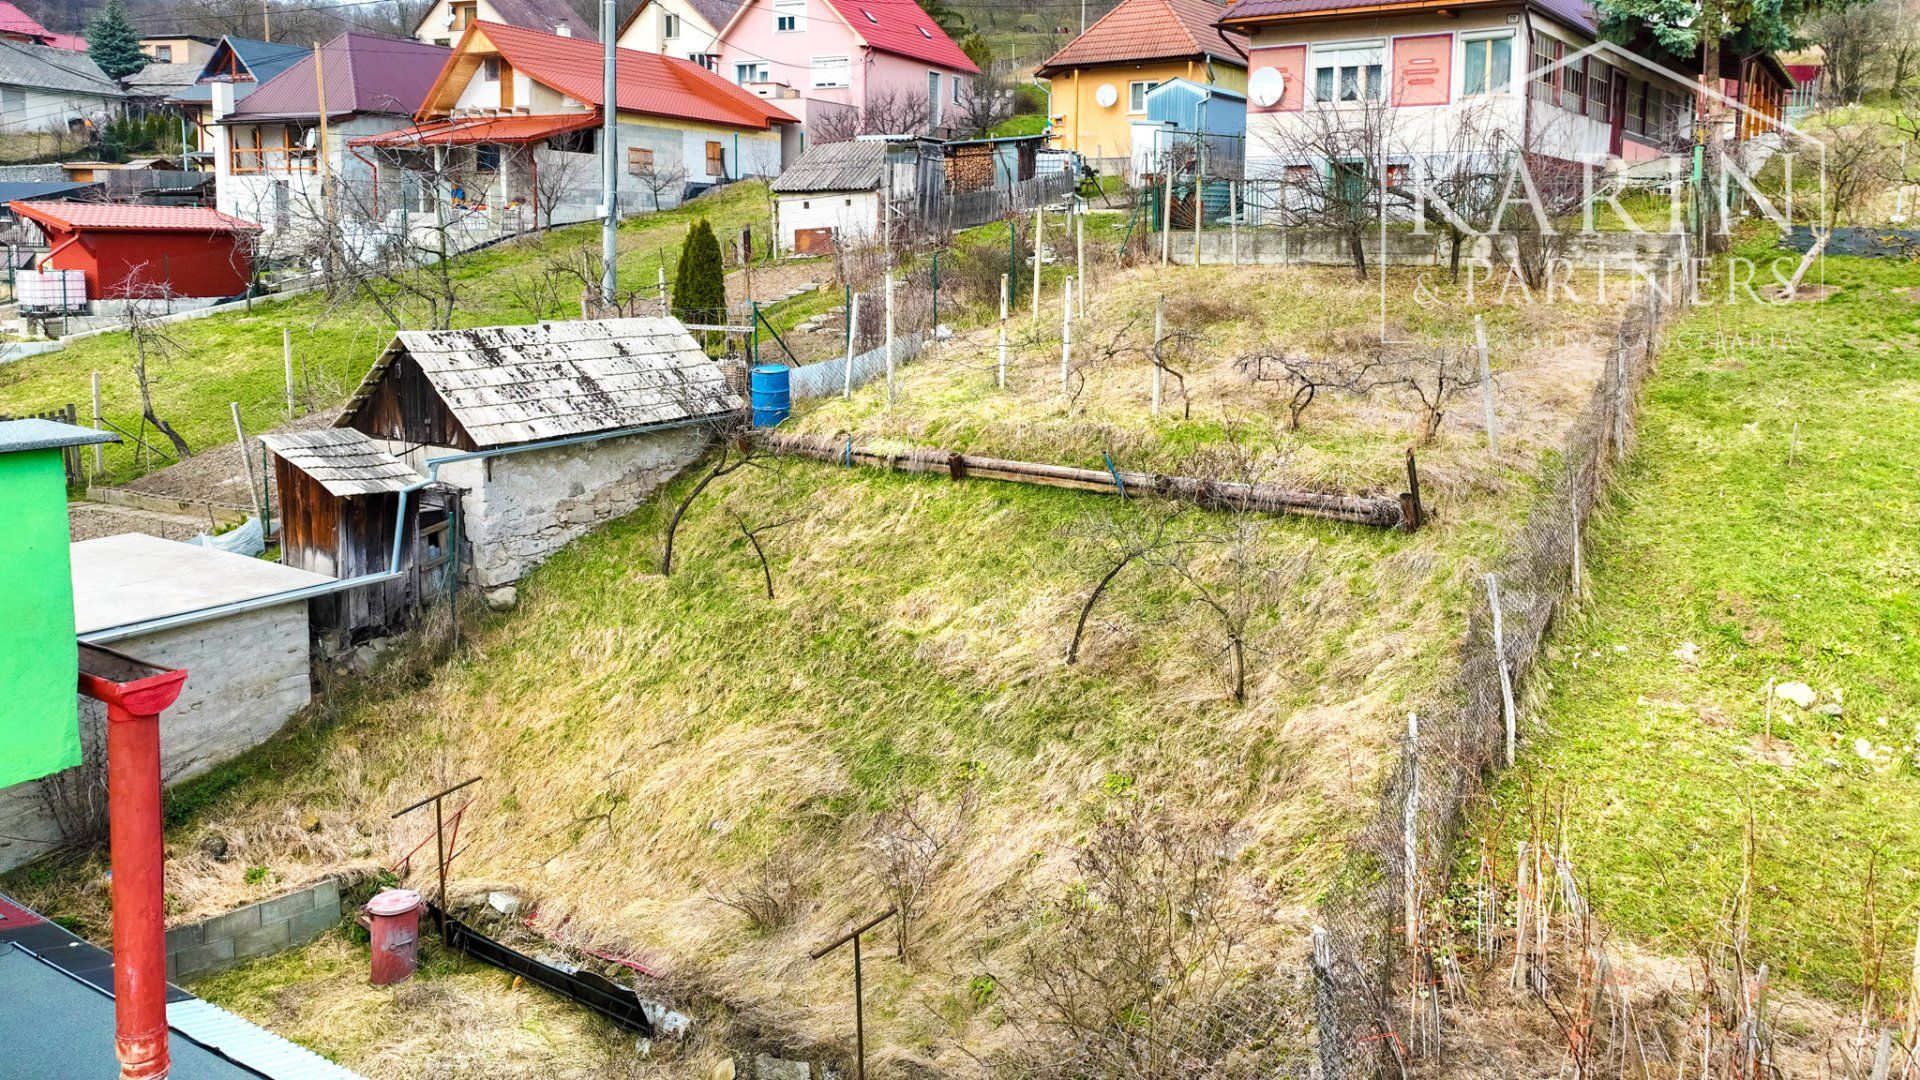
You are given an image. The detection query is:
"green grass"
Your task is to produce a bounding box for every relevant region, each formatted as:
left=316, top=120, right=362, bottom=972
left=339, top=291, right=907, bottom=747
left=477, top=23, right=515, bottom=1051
left=991, top=112, right=1049, bottom=138
left=1481, top=237, right=1920, bottom=1005
left=0, top=181, right=783, bottom=485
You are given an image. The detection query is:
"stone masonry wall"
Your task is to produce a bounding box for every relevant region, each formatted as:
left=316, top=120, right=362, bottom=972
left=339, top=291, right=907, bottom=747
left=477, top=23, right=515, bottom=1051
left=1169, top=227, right=1689, bottom=266
left=166, top=878, right=342, bottom=980
left=440, top=426, right=710, bottom=589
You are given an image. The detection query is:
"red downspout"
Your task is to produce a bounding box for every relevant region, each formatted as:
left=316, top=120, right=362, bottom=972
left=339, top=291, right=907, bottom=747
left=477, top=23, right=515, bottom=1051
left=78, top=644, right=189, bottom=1080
left=530, top=146, right=540, bottom=230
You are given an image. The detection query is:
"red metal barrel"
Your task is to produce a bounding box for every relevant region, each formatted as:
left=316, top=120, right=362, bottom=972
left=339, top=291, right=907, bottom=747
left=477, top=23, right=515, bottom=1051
left=366, top=889, right=422, bottom=986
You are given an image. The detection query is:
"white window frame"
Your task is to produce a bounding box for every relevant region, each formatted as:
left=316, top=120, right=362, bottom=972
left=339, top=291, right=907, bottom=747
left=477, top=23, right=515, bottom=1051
left=481, top=56, right=501, bottom=81
left=1459, top=30, right=1513, bottom=97
left=735, top=61, right=769, bottom=84
left=1308, top=39, right=1386, bottom=104
left=1128, top=79, right=1153, bottom=113
left=773, top=0, right=803, bottom=33
left=810, top=54, right=850, bottom=88
left=662, top=11, right=681, bottom=38
left=928, top=70, right=943, bottom=125
left=952, top=73, right=963, bottom=104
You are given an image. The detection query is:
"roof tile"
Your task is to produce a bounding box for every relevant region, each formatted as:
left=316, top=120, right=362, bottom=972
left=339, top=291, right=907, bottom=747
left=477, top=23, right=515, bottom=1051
left=1039, top=0, right=1246, bottom=75
left=815, top=0, right=977, bottom=72
left=9, top=200, right=262, bottom=232
left=228, top=32, right=449, bottom=120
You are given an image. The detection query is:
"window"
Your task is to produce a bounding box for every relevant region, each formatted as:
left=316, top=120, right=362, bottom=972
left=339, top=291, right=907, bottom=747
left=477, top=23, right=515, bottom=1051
left=811, top=55, right=849, bottom=87
left=692, top=52, right=717, bottom=69
left=774, top=0, right=802, bottom=32
left=1530, top=34, right=1559, bottom=102
left=862, top=8, right=877, bottom=21
left=662, top=11, right=681, bottom=37
left=1560, top=52, right=1585, bottom=113
left=736, top=62, right=769, bottom=84
left=952, top=74, right=962, bottom=104
left=1310, top=41, right=1384, bottom=102
left=928, top=70, right=942, bottom=125
left=481, top=57, right=500, bottom=81
left=1461, top=34, right=1511, bottom=95
left=476, top=145, right=500, bottom=171
left=549, top=128, right=594, bottom=153
left=918, top=25, right=931, bottom=37
left=0, top=86, right=22, bottom=112
left=451, top=1, right=477, bottom=28
left=1587, top=59, right=1611, bottom=121
left=628, top=146, right=655, bottom=173
left=1128, top=79, right=1153, bottom=112
left=706, top=140, right=725, bottom=176
left=154, top=45, right=172, bottom=62
left=1626, top=79, right=1645, bottom=134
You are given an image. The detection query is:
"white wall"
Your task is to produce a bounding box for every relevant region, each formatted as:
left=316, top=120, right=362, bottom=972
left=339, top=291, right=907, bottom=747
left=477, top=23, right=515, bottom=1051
left=776, top=188, right=878, bottom=249
left=0, top=87, right=118, bottom=134
left=0, top=602, right=313, bottom=873
left=618, top=0, right=723, bottom=63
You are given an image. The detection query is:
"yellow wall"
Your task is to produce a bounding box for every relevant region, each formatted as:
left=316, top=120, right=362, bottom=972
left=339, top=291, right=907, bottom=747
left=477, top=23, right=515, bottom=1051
left=1047, top=59, right=1246, bottom=159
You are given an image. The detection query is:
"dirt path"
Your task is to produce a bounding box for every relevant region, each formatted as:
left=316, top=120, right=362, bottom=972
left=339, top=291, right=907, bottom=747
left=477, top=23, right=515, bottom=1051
left=68, top=502, right=211, bottom=542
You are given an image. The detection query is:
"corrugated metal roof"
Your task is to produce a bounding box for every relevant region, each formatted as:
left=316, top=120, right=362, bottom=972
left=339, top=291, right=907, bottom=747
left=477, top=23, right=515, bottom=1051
left=770, top=139, right=888, bottom=193
left=338, top=318, right=742, bottom=448
left=437, top=22, right=794, bottom=130
left=228, top=32, right=449, bottom=121
left=1038, top=0, right=1247, bottom=76
left=481, top=0, right=596, bottom=38
left=260, top=429, right=422, bottom=496
left=801, top=0, right=977, bottom=73
left=123, top=61, right=202, bottom=91
left=10, top=200, right=262, bottom=233
left=349, top=112, right=599, bottom=148
left=168, top=998, right=368, bottom=1080
left=0, top=39, right=121, bottom=97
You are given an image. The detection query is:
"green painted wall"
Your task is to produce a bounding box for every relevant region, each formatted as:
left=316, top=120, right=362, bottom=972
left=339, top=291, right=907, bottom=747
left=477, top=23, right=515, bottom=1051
left=0, top=448, right=80, bottom=789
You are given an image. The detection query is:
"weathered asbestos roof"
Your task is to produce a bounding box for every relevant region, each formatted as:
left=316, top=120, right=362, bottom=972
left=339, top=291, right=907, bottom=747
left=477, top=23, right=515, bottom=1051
left=69, top=533, right=334, bottom=634
left=0, top=39, right=121, bottom=97
left=338, top=318, right=743, bottom=449
left=0, top=417, right=117, bottom=453
left=770, top=139, right=888, bottom=194
left=260, top=428, right=422, bottom=496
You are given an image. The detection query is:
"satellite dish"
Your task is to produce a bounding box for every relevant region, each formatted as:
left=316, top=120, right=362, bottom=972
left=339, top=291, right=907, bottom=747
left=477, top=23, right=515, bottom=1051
left=1249, top=66, right=1285, bottom=107
left=443, top=11, right=456, bottom=26
left=1094, top=83, right=1117, bottom=108
left=303, top=129, right=318, bottom=148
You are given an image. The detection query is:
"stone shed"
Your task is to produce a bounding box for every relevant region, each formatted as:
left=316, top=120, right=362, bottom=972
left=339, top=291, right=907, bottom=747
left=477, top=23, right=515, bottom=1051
left=0, top=533, right=331, bottom=871
left=330, top=317, right=741, bottom=593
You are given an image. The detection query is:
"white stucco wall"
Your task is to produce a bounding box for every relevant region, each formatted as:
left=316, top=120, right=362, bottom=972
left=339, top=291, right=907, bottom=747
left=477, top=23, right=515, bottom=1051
left=0, top=87, right=118, bottom=133
left=776, top=188, right=878, bottom=249
left=617, top=0, right=723, bottom=62
left=0, top=601, right=313, bottom=872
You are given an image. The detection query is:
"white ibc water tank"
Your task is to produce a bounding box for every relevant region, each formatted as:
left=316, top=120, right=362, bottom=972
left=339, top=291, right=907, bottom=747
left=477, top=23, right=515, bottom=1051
left=17, top=269, right=87, bottom=312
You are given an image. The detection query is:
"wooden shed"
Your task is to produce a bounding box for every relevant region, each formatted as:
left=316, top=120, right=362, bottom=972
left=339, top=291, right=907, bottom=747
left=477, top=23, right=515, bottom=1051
left=258, top=428, right=448, bottom=640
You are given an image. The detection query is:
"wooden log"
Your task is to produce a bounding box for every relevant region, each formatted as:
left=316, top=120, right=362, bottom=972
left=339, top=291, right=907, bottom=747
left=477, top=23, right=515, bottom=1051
left=758, top=432, right=1408, bottom=527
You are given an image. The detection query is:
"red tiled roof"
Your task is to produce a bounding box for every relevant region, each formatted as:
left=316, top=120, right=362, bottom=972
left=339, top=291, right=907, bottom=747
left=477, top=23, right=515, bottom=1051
left=816, top=0, right=977, bottom=73
left=43, top=32, right=86, bottom=50
left=440, top=22, right=795, bottom=130
left=351, top=112, right=599, bottom=147
left=1038, top=0, right=1246, bottom=75
left=0, top=2, right=51, bottom=42
left=10, top=201, right=262, bottom=233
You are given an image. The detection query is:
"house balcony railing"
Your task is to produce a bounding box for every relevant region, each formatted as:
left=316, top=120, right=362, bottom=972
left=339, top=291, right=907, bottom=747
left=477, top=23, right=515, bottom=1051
left=231, top=146, right=318, bottom=175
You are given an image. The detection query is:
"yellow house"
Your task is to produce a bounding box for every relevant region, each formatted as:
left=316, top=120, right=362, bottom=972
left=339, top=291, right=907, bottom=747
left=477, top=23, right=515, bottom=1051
left=1036, top=0, right=1247, bottom=163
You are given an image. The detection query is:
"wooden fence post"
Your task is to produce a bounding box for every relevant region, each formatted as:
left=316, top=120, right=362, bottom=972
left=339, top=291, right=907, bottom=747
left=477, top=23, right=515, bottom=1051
left=1475, top=314, right=1498, bottom=455
left=884, top=274, right=896, bottom=405
left=1075, top=211, right=1085, bottom=319
left=90, top=371, right=104, bottom=478
left=1403, top=711, right=1420, bottom=952
left=1150, top=294, right=1163, bottom=416
left=997, top=273, right=1008, bottom=390
left=1031, top=206, right=1043, bottom=324
left=283, top=327, right=295, bottom=419
left=231, top=402, right=264, bottom=526
left=1487, top=572, right=1516, bottom=767
left=843, top=291, right=860, bottom=400
left=1060, top=276, right=1073, bottom=393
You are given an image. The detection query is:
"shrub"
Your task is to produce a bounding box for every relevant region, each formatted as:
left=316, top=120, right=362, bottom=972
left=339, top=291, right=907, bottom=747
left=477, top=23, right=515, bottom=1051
left=672, top=218, right=727, bottom=324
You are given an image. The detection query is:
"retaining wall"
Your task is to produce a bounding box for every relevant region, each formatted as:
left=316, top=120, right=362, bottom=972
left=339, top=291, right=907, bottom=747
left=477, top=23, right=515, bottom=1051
left=1165, top=227, right=1688, bottom=267
left=166, top=878, right=343, bottom=980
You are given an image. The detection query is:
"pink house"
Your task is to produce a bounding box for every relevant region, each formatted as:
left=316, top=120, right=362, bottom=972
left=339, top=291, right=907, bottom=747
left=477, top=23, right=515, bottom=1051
left=714, top=0, right=977, bottom=149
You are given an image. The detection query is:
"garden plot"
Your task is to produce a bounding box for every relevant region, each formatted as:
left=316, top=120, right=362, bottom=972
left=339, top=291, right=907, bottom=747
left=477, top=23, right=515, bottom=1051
left=8, top=258, right=1638, bottom=1073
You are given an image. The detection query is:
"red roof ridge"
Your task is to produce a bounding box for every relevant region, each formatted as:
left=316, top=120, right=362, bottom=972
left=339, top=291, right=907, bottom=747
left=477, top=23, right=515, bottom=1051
left=1038, top=0, right=1246, bottom=76
left=9, top=201, right=262, bottom=232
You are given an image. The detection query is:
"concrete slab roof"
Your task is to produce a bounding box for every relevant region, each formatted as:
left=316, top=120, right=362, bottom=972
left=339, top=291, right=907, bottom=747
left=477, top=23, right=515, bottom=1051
left=0, top=418, right=118, bottom=454
left=70, top=533, right=333, bottom=635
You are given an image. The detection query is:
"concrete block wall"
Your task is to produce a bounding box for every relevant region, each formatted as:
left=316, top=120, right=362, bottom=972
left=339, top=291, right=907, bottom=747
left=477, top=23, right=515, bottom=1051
left=1168, top=227, right=1689, bottom=267
left=166, top=878, right=342, bottom=980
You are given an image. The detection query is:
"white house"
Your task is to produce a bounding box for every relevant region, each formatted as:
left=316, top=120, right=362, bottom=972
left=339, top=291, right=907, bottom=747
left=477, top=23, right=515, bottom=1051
left=616, top=0, right=741, bottom=68
left=0, top=39, right=121, bottom=134
left=411, top=0, right=592, bottom=46
left=210, top=32, right=451, bottom=255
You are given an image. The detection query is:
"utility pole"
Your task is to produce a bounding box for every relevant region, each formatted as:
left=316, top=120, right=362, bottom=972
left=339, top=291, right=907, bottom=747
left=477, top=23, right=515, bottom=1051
left=262, top=0, right=271, bottom=41
left=313, top=43, right=332, bottom=273
left=600, top=0, right=618, bottom=304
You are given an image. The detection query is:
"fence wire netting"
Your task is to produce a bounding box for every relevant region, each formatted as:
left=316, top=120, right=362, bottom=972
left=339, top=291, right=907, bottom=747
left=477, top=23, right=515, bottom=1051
left=1312, top=256, right=1678, bottom=1078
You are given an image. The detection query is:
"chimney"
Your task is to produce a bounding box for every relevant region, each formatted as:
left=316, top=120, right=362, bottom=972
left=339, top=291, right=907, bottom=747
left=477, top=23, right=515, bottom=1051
left=556, top=23, right=572, bottom=36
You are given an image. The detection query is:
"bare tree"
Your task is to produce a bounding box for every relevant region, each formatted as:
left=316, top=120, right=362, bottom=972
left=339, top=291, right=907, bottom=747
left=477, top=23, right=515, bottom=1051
left=660, top=433, right=760, bottom=576
left=1155, top=515, right=1305, bottom=704
left=1236, top=350, right=1385, bottom=432
left=810, top=86, right=933, bottom=143
left=1063, top=506, right=1186, bottom=664
left=531, top=146, right=597, bottom=227
left=626, top=152, right=690, bottom=213
left=1814, top=0, right=1895, bottom=103
left=954, top=68, right=1018, bottom=138
left=1250, top=66, right=1399, bottom=280
left=862, top=787, right=973, bottom=962
left=116, top=284, right=194, bottom=460
left=1380, top=345, right=1482, bottom=443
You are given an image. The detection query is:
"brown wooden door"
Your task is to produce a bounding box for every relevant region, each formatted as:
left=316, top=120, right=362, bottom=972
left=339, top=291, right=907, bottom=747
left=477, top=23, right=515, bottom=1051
left=1609, top=72, right=1627, bottom=157
left=794, top=227, right=834, bottom=255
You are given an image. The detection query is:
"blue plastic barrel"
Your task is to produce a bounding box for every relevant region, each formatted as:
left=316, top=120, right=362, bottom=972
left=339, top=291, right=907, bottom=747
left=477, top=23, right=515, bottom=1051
left=750, top=363, right=791, bottom=428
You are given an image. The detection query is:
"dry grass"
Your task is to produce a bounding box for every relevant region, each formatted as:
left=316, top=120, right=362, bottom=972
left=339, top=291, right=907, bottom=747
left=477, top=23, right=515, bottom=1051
left=8, top=259, right=1631, bottom=1072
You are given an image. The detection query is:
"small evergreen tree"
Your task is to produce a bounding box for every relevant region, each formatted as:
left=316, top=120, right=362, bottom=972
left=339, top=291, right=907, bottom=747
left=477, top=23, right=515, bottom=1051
left=960, top=33, right=994, bottom=72
left=88, top=0, right=149, bottom=80
left=672, top=219, right=727, bottom=325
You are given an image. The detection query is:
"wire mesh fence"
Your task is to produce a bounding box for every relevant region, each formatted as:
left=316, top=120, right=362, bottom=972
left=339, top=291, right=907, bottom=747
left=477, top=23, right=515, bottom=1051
left=1311, top=251, right=1683, bottom=1078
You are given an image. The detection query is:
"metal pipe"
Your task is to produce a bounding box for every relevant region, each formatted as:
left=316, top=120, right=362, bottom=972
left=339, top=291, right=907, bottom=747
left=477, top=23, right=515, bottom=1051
left=79, top=415, right=720, bottom=644
left=78, top=646, right=189, bottom=1080
left=600, top=0, right=617, bottom=303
